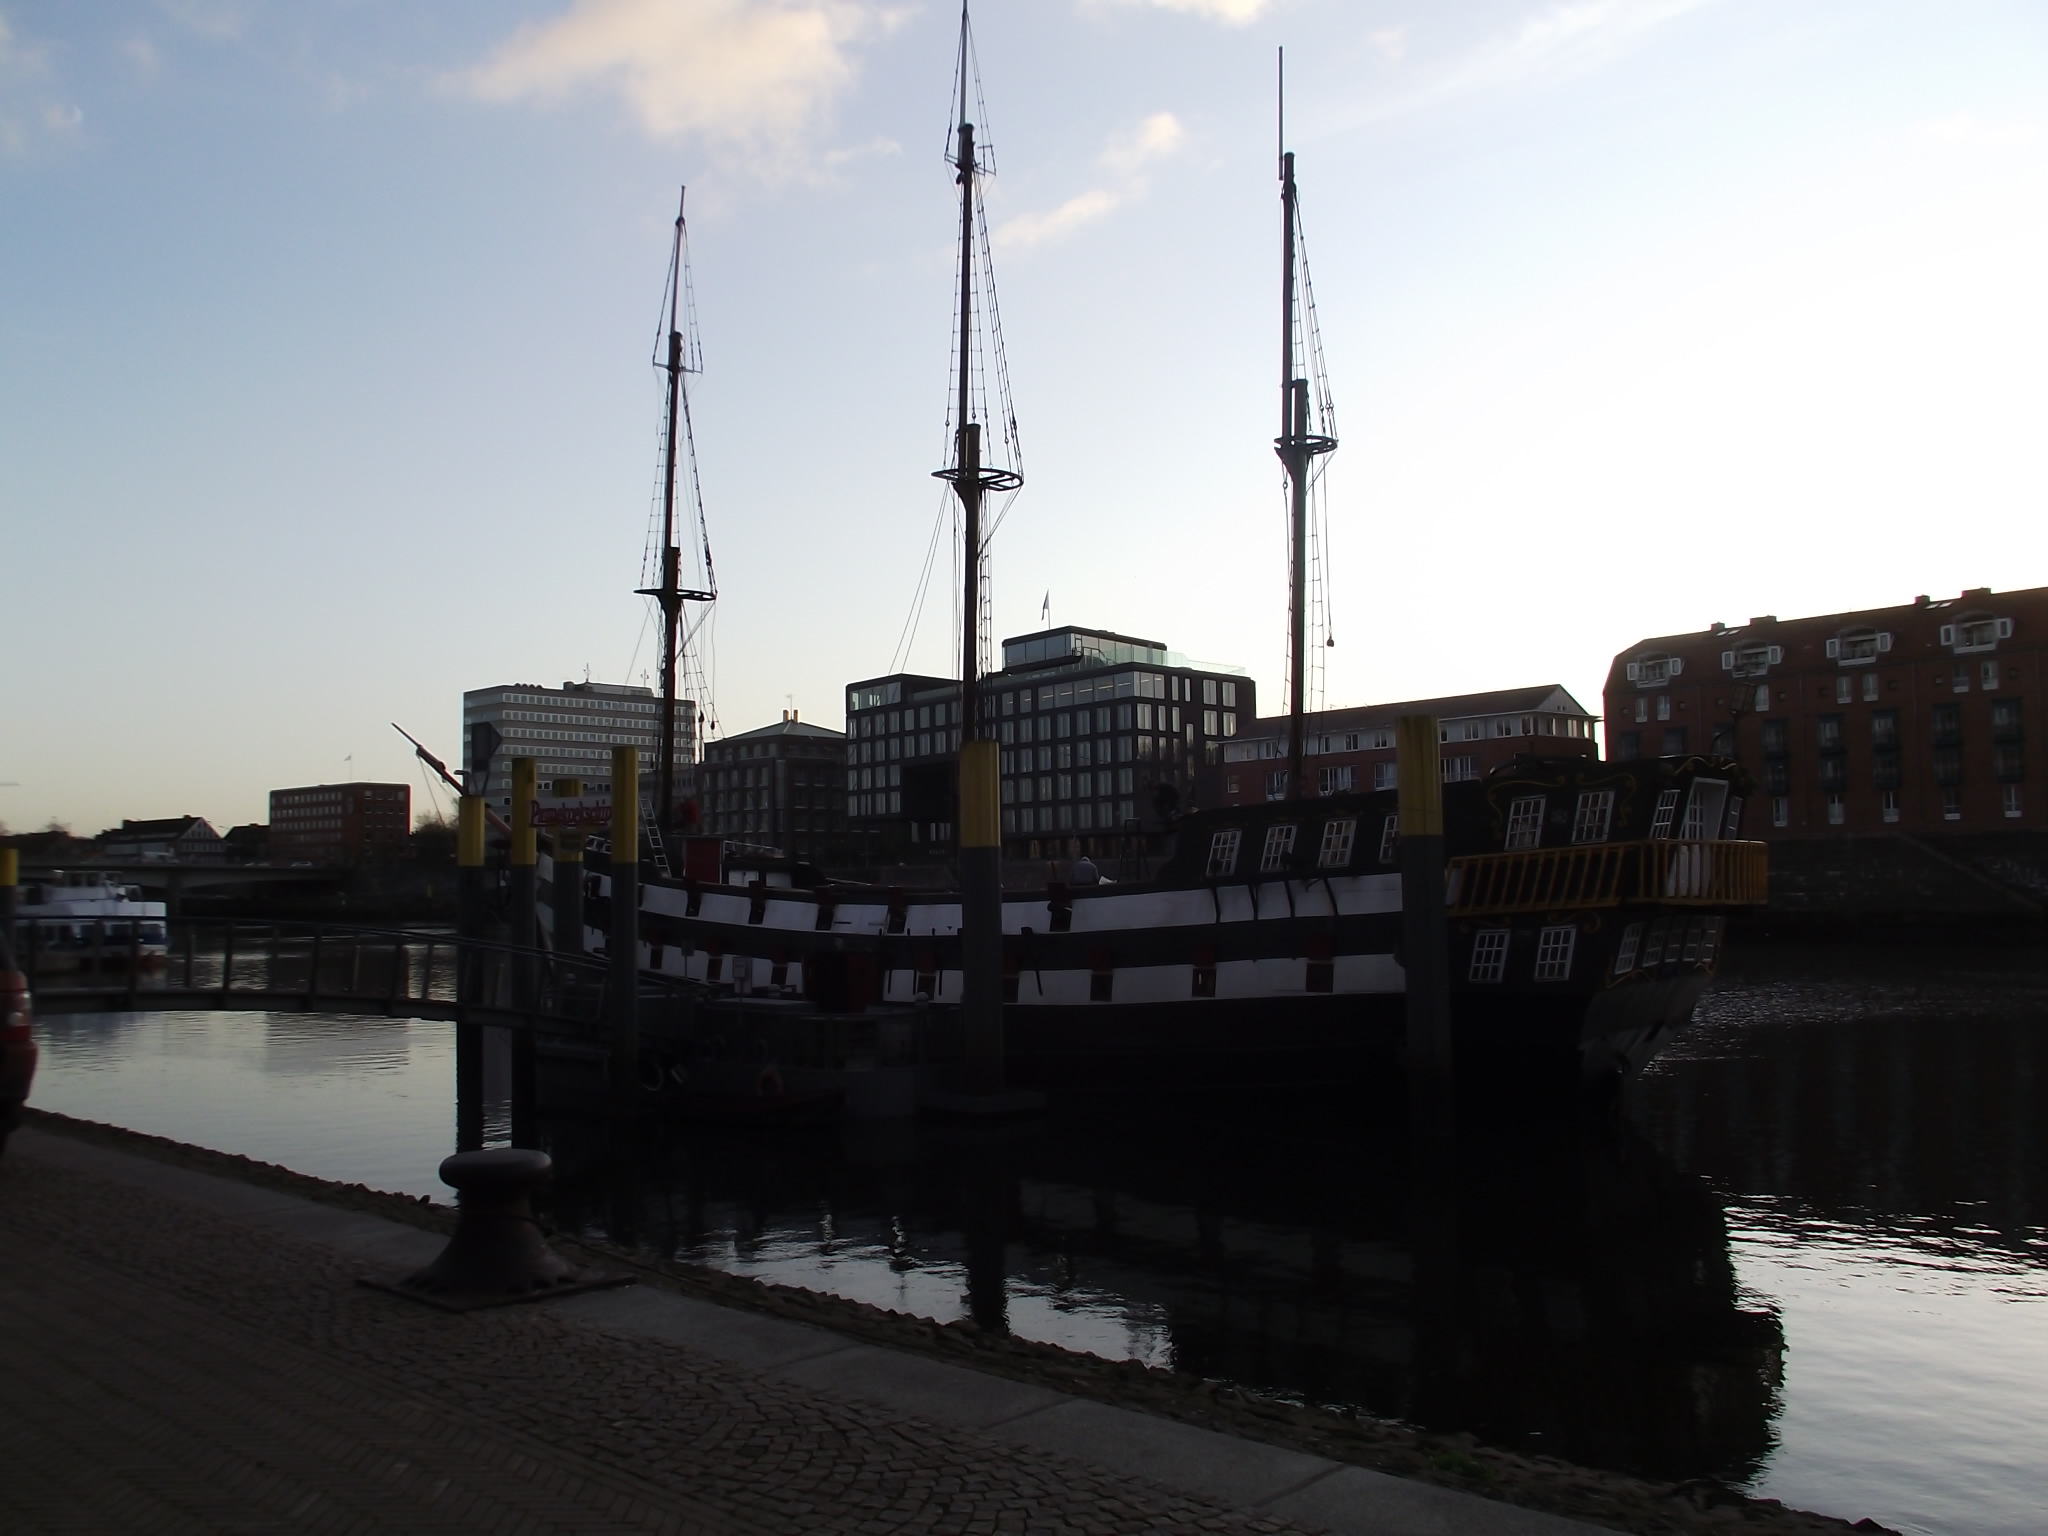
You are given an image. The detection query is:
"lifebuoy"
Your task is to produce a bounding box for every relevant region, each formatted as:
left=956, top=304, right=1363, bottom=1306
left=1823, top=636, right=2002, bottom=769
left=755, top=1065, right=785, bottom=1099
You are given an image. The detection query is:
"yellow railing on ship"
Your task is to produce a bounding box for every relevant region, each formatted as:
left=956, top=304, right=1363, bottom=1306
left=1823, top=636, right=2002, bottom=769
left=1446, top=840, right=1768, bottom=917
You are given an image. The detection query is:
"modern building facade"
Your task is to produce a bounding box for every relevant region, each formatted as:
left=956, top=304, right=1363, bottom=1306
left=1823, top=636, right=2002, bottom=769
left=1215, top=686, right=1599, bottom=804
left=269, top=783, right=410, bottom=864
left=1607, top=586, right=2046, bottom=837
left=700, top=713, right=847, bottom=862
left=461, top=680, right=696, bottom=818
left=844, top=626, right=1253, bottom=860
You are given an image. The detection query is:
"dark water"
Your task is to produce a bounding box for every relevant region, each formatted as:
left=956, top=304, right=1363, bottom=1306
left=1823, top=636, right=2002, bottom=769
left=27, top=943, right=2048, bottom=1536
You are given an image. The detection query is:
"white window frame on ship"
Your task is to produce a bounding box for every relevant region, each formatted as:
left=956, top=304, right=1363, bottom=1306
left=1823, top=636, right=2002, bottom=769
left=1571, top=790, right=1615, bottom=844
left=1649, top=789, right=1680, bottom=839
left=1317, top=818, right=1357, bottom=869
left=1613, top=921, right=1644, bottom=975
left=1504, top=796, right=1545, bottom=850
left=1680, top=778, right=1730, bottom=840
left=1378, top=814, right=1400, bottom=865
left=1469, top=930, right=1510, bottom=984
left=1259, top=824, right=1297, bottom=874
left=1206, top=829, right=1242, bottom=877
left=1534, top=926, right=1576, bottom=981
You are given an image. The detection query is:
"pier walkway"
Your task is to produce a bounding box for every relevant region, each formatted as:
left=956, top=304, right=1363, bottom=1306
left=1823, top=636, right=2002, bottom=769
left=0, top=1122, right=1599, bottom=1536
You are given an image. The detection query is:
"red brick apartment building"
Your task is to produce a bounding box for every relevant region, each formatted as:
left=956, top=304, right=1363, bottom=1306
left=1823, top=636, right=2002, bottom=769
left=1607, top=587, right=2044, bottom=837
left=1215, top=686, right=1598, bottom=805
left=268, top=782, right=411, bottom=864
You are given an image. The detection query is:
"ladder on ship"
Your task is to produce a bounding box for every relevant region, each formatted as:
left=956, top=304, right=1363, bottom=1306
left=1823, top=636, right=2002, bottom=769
left=641, top=802, right=673, bottom=878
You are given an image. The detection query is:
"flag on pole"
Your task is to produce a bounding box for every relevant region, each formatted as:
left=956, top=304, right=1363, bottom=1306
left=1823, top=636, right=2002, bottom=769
left=1041, top=591, right=1050, bottom=623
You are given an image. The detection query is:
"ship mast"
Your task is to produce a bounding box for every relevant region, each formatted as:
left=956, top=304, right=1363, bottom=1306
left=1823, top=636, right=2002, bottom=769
left=934, top=0, right=1023, bottom=1098
left=638, top=188, right=716, bottom=849
left=935, top=4, right=1022, bottom=776
left=1275, top=51, right=1336, bottom=801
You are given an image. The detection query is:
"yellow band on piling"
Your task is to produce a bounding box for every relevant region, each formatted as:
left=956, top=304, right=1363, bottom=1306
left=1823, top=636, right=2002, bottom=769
left=510, top=758, right=536, bottom=867
left=1396, top=715, right=1443, bottom=838
left=611, top=746, right=639, bottom=862
left=0, top=847, right=16, bottom=888
left=959, top=739, right=1000, bottom=849
left=457, top=796, right=486, bottom=868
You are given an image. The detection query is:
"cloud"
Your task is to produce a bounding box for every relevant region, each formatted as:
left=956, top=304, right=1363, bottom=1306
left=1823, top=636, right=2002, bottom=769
left=0, top=14, right=81, bottom=157
left=997, top=111, right=1185, bottom=249
left=1088, top=0, right=1274, bottom=23
left=1358, top=0, right=1714, bottom=122
left=458, top=0, right=900, bottom=174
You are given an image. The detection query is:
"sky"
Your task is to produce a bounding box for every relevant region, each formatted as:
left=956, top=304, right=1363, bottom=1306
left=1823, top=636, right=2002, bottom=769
left=3, top=0, right=2046, bottom=836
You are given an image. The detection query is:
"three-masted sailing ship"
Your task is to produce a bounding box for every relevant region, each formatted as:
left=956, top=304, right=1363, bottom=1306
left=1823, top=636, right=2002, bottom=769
left=547, top=19, right=1768, bottom=1093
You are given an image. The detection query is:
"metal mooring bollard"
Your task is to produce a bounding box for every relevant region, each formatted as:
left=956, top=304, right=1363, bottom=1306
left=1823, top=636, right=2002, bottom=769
left=365, top=1148, right=631, bottom=1312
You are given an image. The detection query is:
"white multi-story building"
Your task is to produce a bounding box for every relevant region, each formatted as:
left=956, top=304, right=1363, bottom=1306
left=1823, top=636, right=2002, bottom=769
left=461, top=680, right=697, bottom=815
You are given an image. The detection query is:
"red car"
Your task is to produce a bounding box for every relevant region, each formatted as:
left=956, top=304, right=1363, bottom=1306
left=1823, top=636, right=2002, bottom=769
left=1, top=959, right=34, bottom=1157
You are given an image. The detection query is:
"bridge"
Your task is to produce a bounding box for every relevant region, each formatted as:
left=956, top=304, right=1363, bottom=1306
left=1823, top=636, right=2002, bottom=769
left=12, top=915, right=696, bottom=1041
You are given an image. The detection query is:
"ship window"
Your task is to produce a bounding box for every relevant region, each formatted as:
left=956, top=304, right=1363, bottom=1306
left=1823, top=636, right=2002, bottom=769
left=1504, top=796, right=1545, bottom=850
left=1649, top=788, right=1680, bottom=839
left=1680, top=778, right=1729, bottom=839
left=1206, top=829, right=1242, bottom=877
left=1317, top=818, right=1357, bottom=868
left=1614, top=921, right=1644, bottom=975
left=1259, top=824, right=1297, bottom=873
left=1469, top=930, right=1510, bottom=984
left=1534, top=926, right=1576, bottom=981
left=1378, top=814, right=1400, bottom=864
left=1571, top=790, right=1615, bottom=844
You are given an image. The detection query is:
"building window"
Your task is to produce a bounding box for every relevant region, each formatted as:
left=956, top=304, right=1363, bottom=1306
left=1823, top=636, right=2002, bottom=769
left=1649, top=789, right=1679, bottom=839
left=1873, top=752, right=1901, bottom=790
left=1995, top=743, right=2025, bottom=781
left=1662, top=727, right=1688, bottom=755
left=1224, top=774, right=1239, bottom=796
left=1317, top=818, right=1357, bottom=868
left=1819, top=756, right=1847, bottom=791
left=1656, top=695, right=1672, bottom=722
left=1265, top=769, right=1289, bottom=801
left=1635, top=698, right=1649, bottom=724
left=1614, top=921, right=1644, bottom=974
left=2004, top=784, right=2023, bottom=819
left=1259, top=824, right=1297, bottom=873
left=1934, top=748, right=1963, bottom=786
left=1378, top=814, right=1400, bottom=865
left=1863, top=672, right=1881, bottom=702
left=1992, top=699, right=2022, bottom=741
left=1469, top=930, right=1510, bottom=984
left=1206, top=829, right=1241, bottom=877
left=1943, top=786, right=1963, bottom=820
left=1318, top=765, right=1356, bottom=796
left=1372, top=761, right=1398, bottom=791
left=1571, top=790, right=1614, bottom=844
left=1534, top=925, right=1576, bottom=981
left=1772, top=796, right=1790, bottom=827
left=1835, top=675, right=1853, bottom=704
left=1826, top=793, right=1845, bottom=825
left=1615, top=731, right=1641, bottom=761
left=1504, top=796, right=1545, bottom=850
left=1443, top=756, right=1480, bottom=782
left=1202, top=678, right=1218, bottom=706
left=1933, top=703, right=1961, bottom=746
left=1882, top=790, right=1900, bottom=823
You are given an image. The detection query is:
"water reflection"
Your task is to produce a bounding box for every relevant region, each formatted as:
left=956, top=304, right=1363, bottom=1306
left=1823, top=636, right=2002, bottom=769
left=535, top=1093, right=1782, bottom=1484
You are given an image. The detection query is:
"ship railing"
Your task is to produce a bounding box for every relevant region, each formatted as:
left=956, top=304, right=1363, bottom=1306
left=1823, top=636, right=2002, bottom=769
left=1446, top=839, right=1768, bottom=917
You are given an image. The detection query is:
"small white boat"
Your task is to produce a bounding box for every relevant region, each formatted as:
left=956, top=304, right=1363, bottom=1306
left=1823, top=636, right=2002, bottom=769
left=13, top=871, right=169, bottom=973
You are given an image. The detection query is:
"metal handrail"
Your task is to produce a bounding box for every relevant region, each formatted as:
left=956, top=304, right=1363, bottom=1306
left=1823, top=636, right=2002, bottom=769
left=4, top=914, right=705, bottom=1032
left=1447, top=839, right=1768, bottom=917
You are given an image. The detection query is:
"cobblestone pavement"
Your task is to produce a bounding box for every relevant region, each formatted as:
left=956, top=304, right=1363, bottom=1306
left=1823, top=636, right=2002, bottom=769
left=0, top=1141, right=1318, bottom=1536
